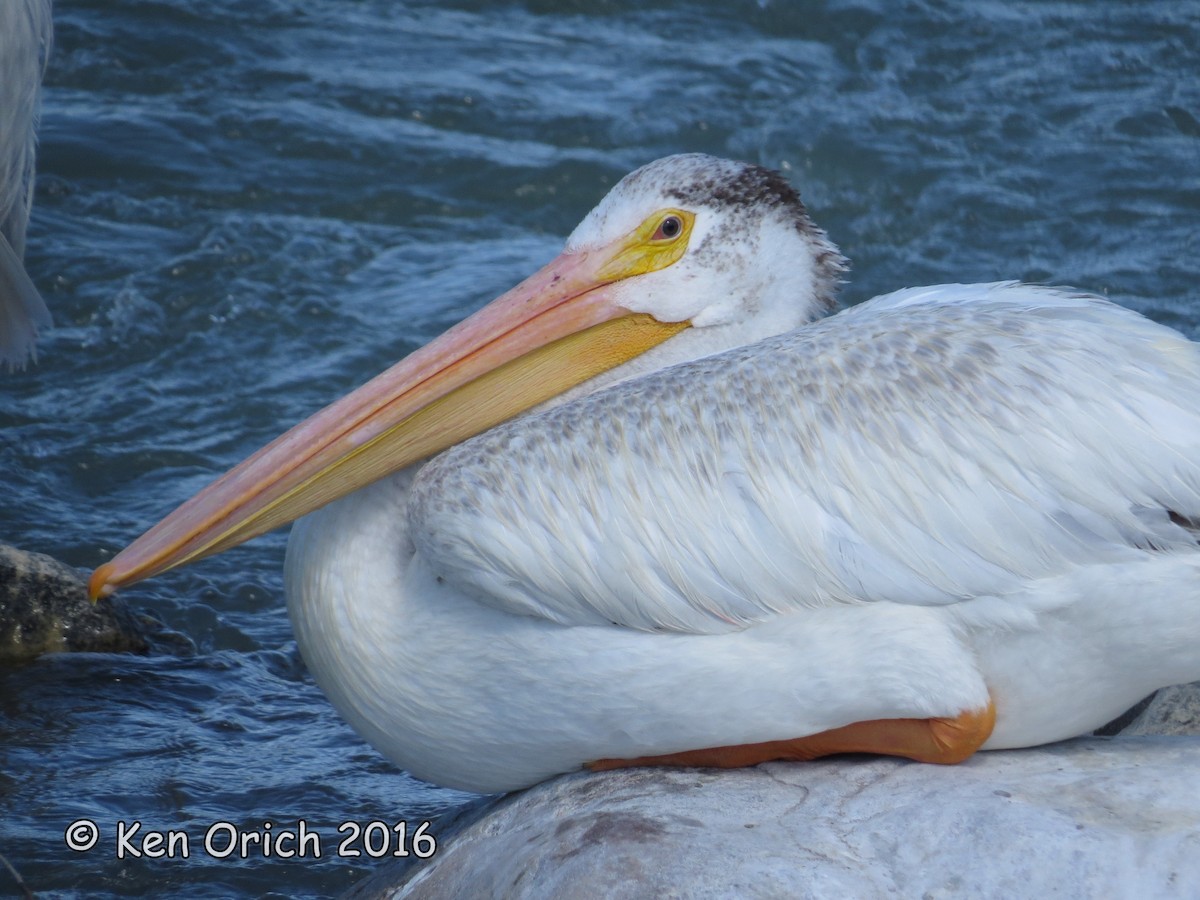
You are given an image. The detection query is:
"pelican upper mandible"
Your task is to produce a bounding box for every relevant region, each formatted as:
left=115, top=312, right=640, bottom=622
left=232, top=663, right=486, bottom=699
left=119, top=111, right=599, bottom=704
left=0, top=0, right=53, bottom=371
left=91, top=154, right=1200, bottom=793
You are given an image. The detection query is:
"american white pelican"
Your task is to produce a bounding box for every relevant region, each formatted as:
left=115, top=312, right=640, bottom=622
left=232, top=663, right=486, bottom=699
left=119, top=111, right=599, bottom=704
left=0, top=0, right=52, bottom=370
left=91, top=154, right=1200, bottom=793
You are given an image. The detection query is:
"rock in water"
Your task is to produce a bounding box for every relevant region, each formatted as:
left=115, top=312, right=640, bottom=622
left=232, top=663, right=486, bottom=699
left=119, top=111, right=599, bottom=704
left=346, top=737, right=1200, bottom=899
left=0, top=543, right=148, bottom=662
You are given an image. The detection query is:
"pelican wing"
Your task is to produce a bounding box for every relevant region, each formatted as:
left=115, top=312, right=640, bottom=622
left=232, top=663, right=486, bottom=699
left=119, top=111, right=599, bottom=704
left=417, top=283, right=1200, bottom=633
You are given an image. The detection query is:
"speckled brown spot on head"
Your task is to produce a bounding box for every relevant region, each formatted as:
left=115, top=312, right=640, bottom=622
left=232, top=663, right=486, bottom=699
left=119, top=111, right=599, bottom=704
left=668, top=161, right=805, bottom=217
left=663, top=157, right=846, bottom=312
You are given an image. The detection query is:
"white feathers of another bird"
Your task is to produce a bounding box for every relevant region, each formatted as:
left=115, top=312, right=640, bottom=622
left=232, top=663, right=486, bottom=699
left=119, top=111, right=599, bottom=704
left=0, top=0, right=52, bottom=371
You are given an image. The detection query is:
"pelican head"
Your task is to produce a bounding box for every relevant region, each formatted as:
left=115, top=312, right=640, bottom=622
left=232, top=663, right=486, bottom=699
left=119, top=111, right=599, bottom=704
left=89, top=154, right=845, bottom=597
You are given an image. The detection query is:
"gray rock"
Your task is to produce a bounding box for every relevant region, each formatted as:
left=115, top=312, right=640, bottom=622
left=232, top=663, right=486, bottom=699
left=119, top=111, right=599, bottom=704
left=0, top=543, right=148, bottom=663
left=1121, top=683, right=1200, bottom=736
left=347, top=737, right=1200, bottom=899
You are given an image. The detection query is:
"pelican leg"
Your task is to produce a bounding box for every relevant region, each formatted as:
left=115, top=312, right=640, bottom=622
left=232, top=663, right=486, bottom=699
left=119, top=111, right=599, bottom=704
left=587, top=700, right=996, bottom=772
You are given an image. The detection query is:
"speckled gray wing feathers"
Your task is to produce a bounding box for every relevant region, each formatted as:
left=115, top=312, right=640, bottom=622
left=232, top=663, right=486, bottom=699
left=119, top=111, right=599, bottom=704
left=409, top=283, right=1200, bottom=634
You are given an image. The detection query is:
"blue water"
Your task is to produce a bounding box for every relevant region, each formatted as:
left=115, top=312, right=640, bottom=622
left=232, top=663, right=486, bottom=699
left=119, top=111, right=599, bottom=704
left=2, top=1, right=1198, bottom=896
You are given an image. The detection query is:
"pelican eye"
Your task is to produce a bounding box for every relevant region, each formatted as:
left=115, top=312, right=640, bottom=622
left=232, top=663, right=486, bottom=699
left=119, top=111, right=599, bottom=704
left=601, top=209, right=694, bottom=279
left=651, top=214, right=684, bottom=242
